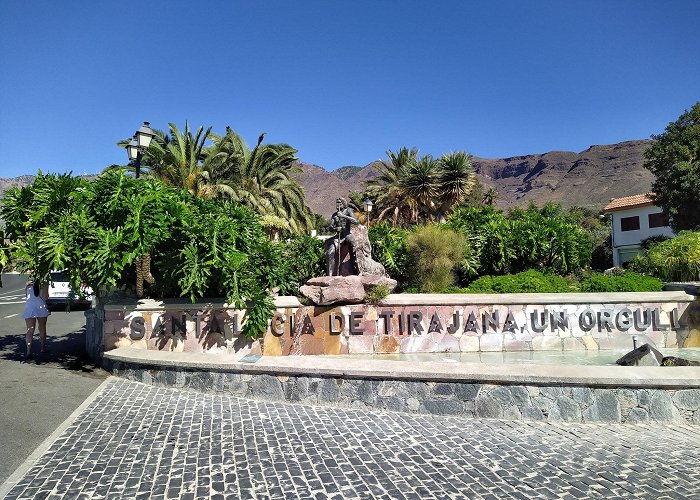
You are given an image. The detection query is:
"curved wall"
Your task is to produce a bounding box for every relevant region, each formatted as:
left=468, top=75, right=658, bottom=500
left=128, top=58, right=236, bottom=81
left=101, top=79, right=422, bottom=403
left=87, top=292, right=700, bottom=360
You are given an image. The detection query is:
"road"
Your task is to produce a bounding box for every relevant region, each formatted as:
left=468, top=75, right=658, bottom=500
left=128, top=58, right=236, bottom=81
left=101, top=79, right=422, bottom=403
left=0, top=274, right=108, bottom=484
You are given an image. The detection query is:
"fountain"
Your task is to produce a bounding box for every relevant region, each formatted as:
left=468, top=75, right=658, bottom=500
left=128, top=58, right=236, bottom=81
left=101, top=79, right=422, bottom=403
left=87, top=205, right=700, bottom=424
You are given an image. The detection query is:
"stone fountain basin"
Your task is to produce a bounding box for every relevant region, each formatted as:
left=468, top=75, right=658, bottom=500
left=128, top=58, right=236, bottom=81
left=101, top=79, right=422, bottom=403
left=104, top=346, right=700, bottom=425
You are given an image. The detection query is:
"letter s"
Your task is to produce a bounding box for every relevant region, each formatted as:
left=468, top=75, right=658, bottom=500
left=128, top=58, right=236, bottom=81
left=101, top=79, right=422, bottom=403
left=130, top=317, right=146, bottom=340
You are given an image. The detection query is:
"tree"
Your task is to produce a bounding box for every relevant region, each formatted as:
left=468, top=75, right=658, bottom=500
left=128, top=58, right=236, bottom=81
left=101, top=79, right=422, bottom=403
left=364, top=147, right=419, bottom=226
left=141, top=122, right=215, bottom=197
left=0, top=172, right=87, bottom=281
left=401, top=154, right=441, bottom=221
left=364, top=147, right=477, bottom=226
left=312, top=213, right=331, bottom=234
left=110, top=123, right=315, bottom=234
left=204, top=127, right=314, bottom=234
left=437, top=151, right=477, bottom=216
left=1, top=172, right=286, bottom=338
left=644, top=102, right=700, bottom=231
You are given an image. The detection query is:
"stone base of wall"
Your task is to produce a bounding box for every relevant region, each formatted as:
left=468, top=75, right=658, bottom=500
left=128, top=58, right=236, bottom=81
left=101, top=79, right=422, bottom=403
left=108, top=360, right=700, bottom=425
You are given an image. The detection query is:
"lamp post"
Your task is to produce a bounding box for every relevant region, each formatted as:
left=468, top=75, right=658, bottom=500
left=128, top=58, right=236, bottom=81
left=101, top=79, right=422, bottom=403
left=363, top=199, right=374, bottom=225
left=125, top=121, right=155, bottom=178
left=600, top=212, right=615, bottom=267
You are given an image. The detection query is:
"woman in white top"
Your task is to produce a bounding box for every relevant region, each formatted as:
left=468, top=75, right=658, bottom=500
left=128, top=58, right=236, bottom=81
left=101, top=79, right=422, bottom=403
left=23, top=278, right=50, bottom=359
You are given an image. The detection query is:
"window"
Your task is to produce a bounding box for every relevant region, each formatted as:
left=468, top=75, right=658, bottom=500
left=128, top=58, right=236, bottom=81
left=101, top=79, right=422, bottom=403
left=618, top=247, right=641, bottom=265
left=620, top=216, right=640, bottom=232
left=648, top=212, right=669, bottom=228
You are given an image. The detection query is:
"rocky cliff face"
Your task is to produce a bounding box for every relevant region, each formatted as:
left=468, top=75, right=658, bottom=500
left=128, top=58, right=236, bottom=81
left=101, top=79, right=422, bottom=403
left=0, top=140, right=654, bottom=218
left=0, top=175, right=37, bottom=193
left=293, top=163, right=362, bottom=218
left=470, top=140, right=653, bottom=209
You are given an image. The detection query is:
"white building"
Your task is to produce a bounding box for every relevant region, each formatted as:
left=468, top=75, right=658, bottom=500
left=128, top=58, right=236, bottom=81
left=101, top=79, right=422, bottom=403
left=603, top=193, right=675, bottom=267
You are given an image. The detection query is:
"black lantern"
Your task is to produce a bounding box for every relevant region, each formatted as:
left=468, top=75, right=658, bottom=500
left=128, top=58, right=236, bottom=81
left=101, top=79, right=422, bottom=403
left=135, top=121, right=155, bottom=149
left=124, top=121, right=154, bottom=178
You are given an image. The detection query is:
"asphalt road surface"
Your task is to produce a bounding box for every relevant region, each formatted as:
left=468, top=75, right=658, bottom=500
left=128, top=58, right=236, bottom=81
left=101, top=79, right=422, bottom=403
left=0, top=273, right=108, bottom=484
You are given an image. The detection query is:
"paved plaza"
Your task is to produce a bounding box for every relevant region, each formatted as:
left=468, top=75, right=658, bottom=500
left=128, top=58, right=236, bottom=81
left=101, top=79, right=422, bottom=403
left=2, top=377, right=700, bottom=499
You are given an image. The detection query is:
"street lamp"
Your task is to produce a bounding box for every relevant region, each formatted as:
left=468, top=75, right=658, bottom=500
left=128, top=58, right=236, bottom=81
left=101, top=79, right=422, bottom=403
left=363, top=199, right=373, bottom=224
left=125, top=121, right=155, bottom=178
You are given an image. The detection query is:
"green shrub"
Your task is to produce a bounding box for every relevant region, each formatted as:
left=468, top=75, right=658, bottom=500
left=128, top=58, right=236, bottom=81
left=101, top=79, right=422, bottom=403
left=365, top=284, right=390, bottom=304
left=407, top=225, right=465, bottom=292
left=369, top=223, right=409, bottom=286
left=590, top=234, right=613, bottom=271
left=640, top=234, right=671, bottom=251
left=275, top=235, right=325, bottom=295
left=464, top=270, right=573, bottom=294
left=630, top=231, right=700, bottom=282
left=1, top=171, right=289, bottom=338
left=579, top=271, right=663, bottom=292
left=445, top=204, right=592, bottom=280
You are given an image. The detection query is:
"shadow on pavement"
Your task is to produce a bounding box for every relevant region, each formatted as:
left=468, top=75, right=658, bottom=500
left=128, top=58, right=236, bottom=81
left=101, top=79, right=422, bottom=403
left=0, top=327, right=104, bottom=375
left=46, top=302, right=93, bottom=313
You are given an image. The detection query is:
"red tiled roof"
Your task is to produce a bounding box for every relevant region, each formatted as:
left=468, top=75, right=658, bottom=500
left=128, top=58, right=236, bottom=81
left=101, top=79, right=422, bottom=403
left=603, top=193, right=655, bottom=212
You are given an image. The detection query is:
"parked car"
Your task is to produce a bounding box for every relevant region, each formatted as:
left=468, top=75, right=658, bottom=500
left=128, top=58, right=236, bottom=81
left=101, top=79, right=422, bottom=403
left=46, top=270, right=94, bottom=308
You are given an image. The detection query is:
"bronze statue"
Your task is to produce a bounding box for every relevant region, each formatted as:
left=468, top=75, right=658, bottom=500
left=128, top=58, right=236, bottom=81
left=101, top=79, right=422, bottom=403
left=325, top=198, right=358, bottom=276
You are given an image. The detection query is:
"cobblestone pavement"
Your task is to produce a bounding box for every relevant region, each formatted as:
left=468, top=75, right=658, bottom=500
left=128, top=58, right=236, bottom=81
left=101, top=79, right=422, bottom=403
left=3, top=378, right=700, bottom=499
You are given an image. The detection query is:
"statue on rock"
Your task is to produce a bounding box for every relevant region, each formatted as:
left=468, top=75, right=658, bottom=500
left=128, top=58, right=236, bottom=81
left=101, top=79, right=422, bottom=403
left=302, top=198, right=395, bottom=305
left=352, top=225, right=388, bottom=277
left=325, top=197, right=358, bottom=276
left=324, top=198, right=388, bottom=277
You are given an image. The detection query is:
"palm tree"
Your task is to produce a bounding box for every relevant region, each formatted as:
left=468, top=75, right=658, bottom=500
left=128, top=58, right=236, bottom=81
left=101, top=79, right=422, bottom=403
left=111, top=123, right=314, bottom=234
left=402, top=154, right=441, bottom=222
left=204, top=128, right=314, bottom=234
left=109, top=122, right=224, bottom=198
left=437, top=151, right=477, bottom=219
left=365, top=147, right=477, bottom=225
left=142, top=122, right=215, bottom=197
left=365, top=147, right=419, bottom=226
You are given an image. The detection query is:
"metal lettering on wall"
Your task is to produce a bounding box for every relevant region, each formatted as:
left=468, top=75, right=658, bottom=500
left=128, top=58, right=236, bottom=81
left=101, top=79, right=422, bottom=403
left=129, top=306, right=683, bottom=339
left=267, top=306, right=682, bottom=337
left=129, top=311, right=244, bottom=340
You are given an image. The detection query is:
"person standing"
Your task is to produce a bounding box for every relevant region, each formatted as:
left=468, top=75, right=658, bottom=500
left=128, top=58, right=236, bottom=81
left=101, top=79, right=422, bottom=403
left=23, top=278, right=50, bottom=359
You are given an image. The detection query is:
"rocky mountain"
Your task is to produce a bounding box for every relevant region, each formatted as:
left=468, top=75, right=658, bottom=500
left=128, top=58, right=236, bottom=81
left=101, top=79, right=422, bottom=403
left=470, top=140, right=654, bottom=210
left=295, top=140, right=654, bottom=216
left=292, top=163, right=360, bottom=218
left=0, top=140, right=655, bottom=219
left=0, top=175, right=37, bottom=193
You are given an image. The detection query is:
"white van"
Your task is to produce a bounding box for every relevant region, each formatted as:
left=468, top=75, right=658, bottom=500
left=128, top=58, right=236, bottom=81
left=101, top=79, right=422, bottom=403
left=46, top=270, right=94, bottom=308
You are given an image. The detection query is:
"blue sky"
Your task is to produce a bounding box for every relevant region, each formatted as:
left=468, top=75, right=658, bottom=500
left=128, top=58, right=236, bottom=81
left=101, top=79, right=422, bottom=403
left=1, top=1, right=699, bottom=178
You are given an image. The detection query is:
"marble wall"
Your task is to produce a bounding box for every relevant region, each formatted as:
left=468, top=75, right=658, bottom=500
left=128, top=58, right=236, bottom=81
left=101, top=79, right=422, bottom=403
left=96, top=296, right=700, bottom=356
left=263, top=301, right=700, bottom=355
